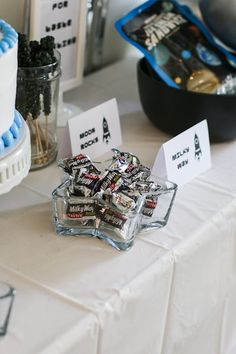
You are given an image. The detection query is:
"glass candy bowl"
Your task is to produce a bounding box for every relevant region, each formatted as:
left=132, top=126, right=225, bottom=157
left=52, top=179, right=143, bottom=251
left=52, top=175, right=177, bottom=250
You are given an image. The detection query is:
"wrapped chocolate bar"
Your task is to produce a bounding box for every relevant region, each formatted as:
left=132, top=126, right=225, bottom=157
left=139, top=175, right=177, bottom=231
left=98, top=206, right=128, bottom=230
left=115, top=0, right=236, bottom=94
left=52, top=180, right=99, bottom=231
left=123, top=164, right=151, bottom=184
left=95, top=189, right=143, bottom=248
left=99, top=185, right=142, bottom=213
left=58, top=153, right=92, bottom=175
left=52, top=150, right=177, bottom=250
left=95, top=170, right=123, bottom=194
left=71, top=169, right=100, bottom=197
left=66, top=198, right=97, bottom=223
left=142, top=196, right=158, bottom=217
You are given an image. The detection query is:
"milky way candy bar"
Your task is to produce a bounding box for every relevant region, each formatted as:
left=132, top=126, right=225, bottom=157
left=131, top=180, right=154, bottom=193
left=65, top=198, right=96, bottom=221
left=110, top=149, right=140, bottom=169
left=72, top=170, right=100, bottom=197
left=111, top=191, right=136, bottom=212
left=122, top=187, right=142, bottom=204
left=59, top=154, right=92, bottom=175
left=142, top=195, right=158, bottom=217
left=124, top=164, right=151, bottom=183
left=95, top=170, right=123, bottom=194
left=108, top=156, right=129, bottom=173
left=98, top=206, right=128, bottom=230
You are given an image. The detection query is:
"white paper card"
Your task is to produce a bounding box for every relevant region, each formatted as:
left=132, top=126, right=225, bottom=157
left=58, top=98, right=122, bottom=159
left=152, top=120, right=211, bottom=187
left=30, top=0, right=87, bottom=91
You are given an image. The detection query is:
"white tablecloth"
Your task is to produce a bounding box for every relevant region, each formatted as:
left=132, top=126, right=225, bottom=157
left=0, top=57, right=236, bottom=354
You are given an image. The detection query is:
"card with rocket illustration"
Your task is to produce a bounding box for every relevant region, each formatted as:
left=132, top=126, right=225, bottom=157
left=152, top=120, right=211, bottom=187
left=58, top=98, right=122, bottom=159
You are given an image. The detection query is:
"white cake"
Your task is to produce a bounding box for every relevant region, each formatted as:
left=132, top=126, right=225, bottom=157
left=0, top=20, right=31, bottom=195
left=0, top=19, right=21, bottom=153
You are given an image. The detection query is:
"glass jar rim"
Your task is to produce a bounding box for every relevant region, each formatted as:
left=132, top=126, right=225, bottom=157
left=18, top=49, right=61, bottom=69
left=17, top=49, right=61, bottom=79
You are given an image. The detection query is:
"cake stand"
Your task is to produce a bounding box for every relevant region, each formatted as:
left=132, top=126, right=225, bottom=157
left=0, top=119, right=31, bottom=195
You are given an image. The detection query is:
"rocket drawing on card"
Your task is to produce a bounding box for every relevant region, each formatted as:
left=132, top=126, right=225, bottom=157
left=103, top=117, right=111, bottom=144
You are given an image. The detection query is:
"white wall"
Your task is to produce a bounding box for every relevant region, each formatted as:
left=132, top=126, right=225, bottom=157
left=0, top=0, right=25, bottom=32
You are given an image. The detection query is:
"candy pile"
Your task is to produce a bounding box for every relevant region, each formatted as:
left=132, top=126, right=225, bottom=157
left=53, top=149, right=177, bottom=249
left=18, top=34, right=56, bottom=67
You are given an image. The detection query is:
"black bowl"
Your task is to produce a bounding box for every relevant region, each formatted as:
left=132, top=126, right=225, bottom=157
left=137, top=57, right=236, bottom=142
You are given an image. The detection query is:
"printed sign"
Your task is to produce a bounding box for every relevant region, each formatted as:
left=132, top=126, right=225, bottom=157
left=30, top=0, right=87, bottom=92
left=58, top=98, right=122, bottom=159
left=152, top=120, right=211, bottom=187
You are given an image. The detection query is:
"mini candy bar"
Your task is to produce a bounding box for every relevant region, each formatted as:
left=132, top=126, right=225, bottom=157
left=72, top=170, right=100, bottom=197
left=101, top=185, right=143, bottom=212
left=150, top=182, right=163, bottom=192
left=123, top=164, right=151, bottom=183
left=58, top=154, right=92, bottom=175
left=85, top=163, right=101, bottom=176
left=142, top=195, right=158, bottom=217
left=111, top=148, right=140, bottom=167
left=65, top=198, right=96, bottom=221
left=111, top=191, right=136, bottom=212
left=95, top=170, right=123, bottom=194
left=115, top=0, right=236, bottom=94
left=98, top=206, right=128, bottom=230
left=121, top=187, right=143, bottom=204
left=132, top=180, right=155, bottom=193
left=107, top=156, right=130, bottom=173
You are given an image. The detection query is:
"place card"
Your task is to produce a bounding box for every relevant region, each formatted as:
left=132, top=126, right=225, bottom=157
left=152, top=120, right=211, bottom=187
left=58, top=98, right=122, bottom=159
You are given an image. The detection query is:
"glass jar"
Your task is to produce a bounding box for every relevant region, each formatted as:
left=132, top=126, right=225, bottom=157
left=16, top=51, right=61, bottom=170
left=0, top=281, right=15, bottom=336
left=51, top=175, right=178, bottom=250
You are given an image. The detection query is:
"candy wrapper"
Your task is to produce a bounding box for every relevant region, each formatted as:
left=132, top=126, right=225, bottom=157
left=52, top=149, right=177, bottom=250
left=115, top=0, right=236, bottom=94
